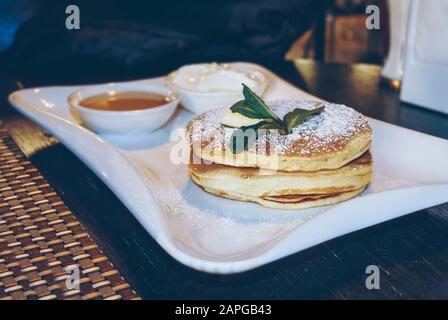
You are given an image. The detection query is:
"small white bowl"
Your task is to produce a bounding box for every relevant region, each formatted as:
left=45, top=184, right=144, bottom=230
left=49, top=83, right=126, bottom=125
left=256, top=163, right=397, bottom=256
left=68, top=83, right=179, bottom=135
left=165, top=65, right=268, bottom=114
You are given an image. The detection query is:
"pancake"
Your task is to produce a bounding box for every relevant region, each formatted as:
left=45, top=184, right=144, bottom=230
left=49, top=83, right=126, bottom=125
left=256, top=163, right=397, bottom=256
left=186, top=100, right=372, bottom=172
left=189, top=151, right=372, bottom=198
left=186, top=99, right=373, bottom=209
left=197, top=187, right=366, bottom=210
left=189, top=151, right=372, bottom=209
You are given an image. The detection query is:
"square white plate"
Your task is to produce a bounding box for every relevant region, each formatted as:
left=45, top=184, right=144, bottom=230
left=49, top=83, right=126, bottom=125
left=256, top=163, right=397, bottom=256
left=9, top=63, right=448, bottom=274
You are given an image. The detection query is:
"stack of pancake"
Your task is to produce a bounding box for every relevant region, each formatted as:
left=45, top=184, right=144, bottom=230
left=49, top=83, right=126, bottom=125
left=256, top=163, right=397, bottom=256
left=186, top=100, right=372, bottom=210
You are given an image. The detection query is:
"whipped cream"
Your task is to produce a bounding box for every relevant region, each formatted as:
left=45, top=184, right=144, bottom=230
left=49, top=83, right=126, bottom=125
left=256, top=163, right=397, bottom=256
left=221, top=109, right=263, bottom=127
left=170, top=63, right=259, bottom=92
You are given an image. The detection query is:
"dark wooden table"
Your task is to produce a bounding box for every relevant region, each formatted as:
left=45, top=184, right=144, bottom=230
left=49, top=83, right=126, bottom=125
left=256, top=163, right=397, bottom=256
left=1, top=59, right=448, bottom=299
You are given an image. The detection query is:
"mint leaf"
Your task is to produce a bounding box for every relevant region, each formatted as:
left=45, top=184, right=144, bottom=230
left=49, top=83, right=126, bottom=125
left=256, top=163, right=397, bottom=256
left=227, top=85, right=326, bottom=151
left=241, top=84, right=282, bottom=123
left=229, top=100, right=263, bottom=119
left=283, top=105, right=325, bottom=134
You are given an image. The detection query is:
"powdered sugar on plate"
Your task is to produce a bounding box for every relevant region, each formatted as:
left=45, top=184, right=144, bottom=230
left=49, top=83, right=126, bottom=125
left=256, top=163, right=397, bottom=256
left=134, top=156, right=313, bottom=261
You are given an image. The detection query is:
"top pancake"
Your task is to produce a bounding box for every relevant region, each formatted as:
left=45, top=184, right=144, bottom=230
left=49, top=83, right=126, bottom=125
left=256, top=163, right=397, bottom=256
left=186, top=100, right=372, bottom=171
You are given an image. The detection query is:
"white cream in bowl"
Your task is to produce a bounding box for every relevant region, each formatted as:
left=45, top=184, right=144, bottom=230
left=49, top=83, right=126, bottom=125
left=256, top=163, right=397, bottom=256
left=166, top=63, right=268, bottom=113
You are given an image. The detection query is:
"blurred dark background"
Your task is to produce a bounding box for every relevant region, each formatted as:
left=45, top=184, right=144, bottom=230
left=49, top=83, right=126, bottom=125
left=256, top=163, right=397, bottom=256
left=0, top=0, right=388, bottom=82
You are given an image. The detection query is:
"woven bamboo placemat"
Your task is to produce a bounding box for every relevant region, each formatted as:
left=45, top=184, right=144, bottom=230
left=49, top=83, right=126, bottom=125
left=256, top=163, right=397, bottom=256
left=0, top=126, right=139, bottom=300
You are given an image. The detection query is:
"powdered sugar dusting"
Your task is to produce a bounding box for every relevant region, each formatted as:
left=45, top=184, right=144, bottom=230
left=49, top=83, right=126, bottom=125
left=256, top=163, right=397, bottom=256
left=187, top=100, right=371, bottom=156
left=136, top=161, right=307, bottom=260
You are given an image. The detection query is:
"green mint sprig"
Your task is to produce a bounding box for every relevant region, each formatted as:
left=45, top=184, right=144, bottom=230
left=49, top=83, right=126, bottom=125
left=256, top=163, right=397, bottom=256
left=229, top=84, right=325, bottom=153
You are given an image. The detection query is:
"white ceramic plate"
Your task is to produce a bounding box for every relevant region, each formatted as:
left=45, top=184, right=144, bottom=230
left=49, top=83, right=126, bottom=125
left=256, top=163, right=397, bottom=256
left=9, top=63, right=448, bottom=274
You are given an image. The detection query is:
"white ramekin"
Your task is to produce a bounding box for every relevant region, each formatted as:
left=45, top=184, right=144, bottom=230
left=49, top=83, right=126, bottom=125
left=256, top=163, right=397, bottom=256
left=165, top=66, right=268, bottom=114
left=68, top=83, right=179, bottom=135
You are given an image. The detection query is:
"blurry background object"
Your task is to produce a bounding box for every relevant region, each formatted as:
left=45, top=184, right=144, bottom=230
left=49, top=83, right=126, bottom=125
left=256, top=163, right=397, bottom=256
left=325, top=0, right=388, bottom=63
left=286, top=0, right=389, bottom=64
left=400, top=0, right=448, bottom=114
left=2, top=0, right=393, bottom=78
left=380, top=0, right=410, bottom=82
left=3, top=0, right=447, bottom=116
left=0, top=0, right=328, bottom=79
